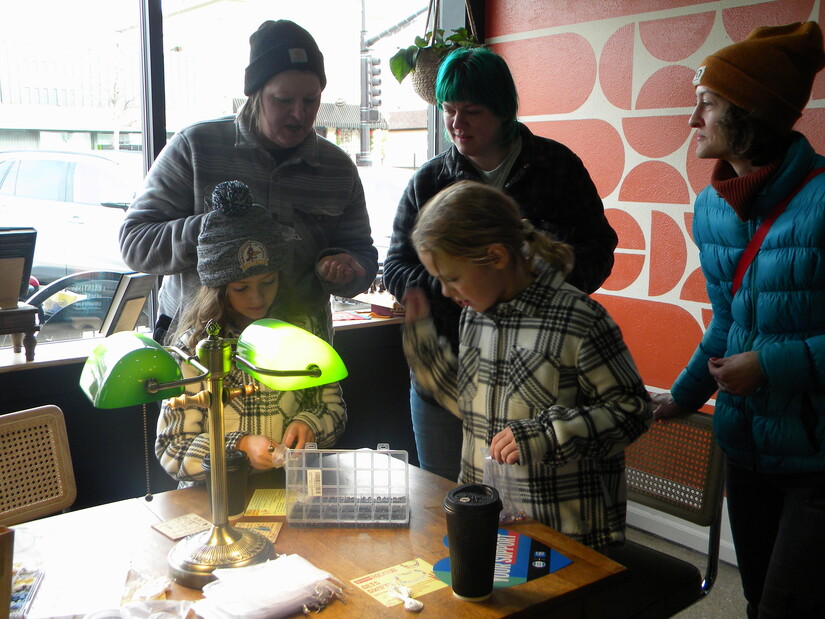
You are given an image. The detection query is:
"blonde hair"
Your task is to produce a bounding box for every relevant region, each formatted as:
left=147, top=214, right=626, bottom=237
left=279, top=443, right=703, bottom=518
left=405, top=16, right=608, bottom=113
left=412, top=180, right=574, bottom=275
left=238, top=91, right=264, bottom=142
left=169, top=276, right=297, bottom=350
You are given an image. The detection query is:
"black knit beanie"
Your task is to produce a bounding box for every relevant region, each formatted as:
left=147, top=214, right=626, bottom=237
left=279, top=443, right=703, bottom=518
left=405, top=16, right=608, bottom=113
left=197, top=181, right=290, bottom=288
left=244, top=20, right=326, bottom=96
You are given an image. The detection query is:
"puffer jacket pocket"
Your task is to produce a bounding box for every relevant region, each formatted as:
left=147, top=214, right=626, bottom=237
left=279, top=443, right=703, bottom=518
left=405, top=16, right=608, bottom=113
left=753, top=390, right=820, bottom=457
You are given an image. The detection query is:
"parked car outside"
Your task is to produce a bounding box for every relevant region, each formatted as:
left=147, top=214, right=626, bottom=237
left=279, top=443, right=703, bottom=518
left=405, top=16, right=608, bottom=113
left=0, top=149, right=143, bottom=285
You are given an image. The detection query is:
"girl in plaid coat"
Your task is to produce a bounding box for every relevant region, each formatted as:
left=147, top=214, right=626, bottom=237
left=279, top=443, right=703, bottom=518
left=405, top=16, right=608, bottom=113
left=403, top=180, right=651, bottom=548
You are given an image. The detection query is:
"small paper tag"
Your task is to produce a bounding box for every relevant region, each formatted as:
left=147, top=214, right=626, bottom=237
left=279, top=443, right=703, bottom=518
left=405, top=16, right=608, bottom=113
left=235, top=520, right=283, bottom=543
left=244, top=489, right=286, bottom=517
left=307, top=469, right=322, bottom=497
left=351, top=558, right=446, bottom=607
left=152, top=513, right=211, bottom=540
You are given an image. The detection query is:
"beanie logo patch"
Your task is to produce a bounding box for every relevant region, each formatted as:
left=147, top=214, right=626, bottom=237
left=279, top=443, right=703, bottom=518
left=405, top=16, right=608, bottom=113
left=693, top=66, right=705, bottom=86
left=238, top=241, right=269, bottom=271
left=288, top=48, right=309, bottom=64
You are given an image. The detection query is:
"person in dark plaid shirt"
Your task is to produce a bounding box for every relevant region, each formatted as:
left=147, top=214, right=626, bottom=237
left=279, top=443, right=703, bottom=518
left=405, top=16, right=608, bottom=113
left=402, top=181, right=650, bottom=548
left=122, top=21, right=378, bottom=346
left=384, top=47, right=617, bottom=482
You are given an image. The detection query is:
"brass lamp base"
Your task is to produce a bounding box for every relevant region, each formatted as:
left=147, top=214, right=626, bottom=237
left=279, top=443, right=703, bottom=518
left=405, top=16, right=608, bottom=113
left=168, top=523, right=272, bottom=589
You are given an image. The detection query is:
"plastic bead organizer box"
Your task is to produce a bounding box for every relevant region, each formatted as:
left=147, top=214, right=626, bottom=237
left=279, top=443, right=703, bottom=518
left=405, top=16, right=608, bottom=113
left=284, top=445, right=410, bottom=527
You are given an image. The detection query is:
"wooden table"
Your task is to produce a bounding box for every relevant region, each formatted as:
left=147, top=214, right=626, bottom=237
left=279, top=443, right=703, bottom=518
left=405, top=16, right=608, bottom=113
left=16, top=465, right=626, bottom=618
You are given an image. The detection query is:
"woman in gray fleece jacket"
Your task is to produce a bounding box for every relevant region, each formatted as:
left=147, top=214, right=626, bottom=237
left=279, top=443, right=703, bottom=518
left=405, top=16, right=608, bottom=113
left=119, top=20, right=378, bottom=342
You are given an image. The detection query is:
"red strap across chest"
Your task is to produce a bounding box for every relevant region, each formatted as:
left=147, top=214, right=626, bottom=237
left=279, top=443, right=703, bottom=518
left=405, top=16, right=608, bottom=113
left=731, top=166, right=825, bottom=296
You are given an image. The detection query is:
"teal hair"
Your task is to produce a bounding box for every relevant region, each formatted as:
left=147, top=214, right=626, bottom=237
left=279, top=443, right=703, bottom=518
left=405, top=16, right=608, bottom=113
left=435, top=47, right=519, bottom=144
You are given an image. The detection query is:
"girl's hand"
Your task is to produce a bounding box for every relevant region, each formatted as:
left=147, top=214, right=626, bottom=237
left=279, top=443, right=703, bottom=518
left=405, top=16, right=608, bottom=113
left=316, top=253, right=366, bottom=285
left=650, top=392, right=691, bottom=420
left=490, top=427, right=520, bottom=464
left=402, top=288, right=430, bottom=323
left=236, top=434, right=276, bottom=470
left=281, top=420, right=316, bottom=450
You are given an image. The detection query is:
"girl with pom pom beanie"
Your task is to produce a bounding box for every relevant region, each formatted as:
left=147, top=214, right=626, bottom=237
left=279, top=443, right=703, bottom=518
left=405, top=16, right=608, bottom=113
left=155, top=181, right=347, bottom=487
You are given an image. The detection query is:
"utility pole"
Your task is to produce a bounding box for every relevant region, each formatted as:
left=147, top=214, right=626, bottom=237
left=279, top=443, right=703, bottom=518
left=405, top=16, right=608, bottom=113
left=358, top=2, right=427, bottom=166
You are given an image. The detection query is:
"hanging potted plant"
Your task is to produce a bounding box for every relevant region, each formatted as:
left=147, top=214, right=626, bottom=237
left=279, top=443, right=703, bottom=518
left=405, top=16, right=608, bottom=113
left=389, top=28, right=481, bottom=106
left=388, top=0, right=481, bottom=106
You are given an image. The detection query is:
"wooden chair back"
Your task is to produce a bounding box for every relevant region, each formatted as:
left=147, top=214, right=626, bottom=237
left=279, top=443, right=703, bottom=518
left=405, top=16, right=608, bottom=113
left=0, top=405, right=76, bottom=525
left=601, top=412, right=726, bottom=618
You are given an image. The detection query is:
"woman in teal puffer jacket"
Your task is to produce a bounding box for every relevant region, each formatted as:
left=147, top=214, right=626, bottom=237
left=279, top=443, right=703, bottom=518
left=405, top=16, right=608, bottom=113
left=654, top=22, right=825, bottom=619
left=673, top=132, right=825, bottom=472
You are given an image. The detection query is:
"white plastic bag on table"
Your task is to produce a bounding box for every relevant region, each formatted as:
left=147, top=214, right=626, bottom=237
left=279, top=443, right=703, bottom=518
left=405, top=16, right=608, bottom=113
left=192, top=554, right=344, bottom=619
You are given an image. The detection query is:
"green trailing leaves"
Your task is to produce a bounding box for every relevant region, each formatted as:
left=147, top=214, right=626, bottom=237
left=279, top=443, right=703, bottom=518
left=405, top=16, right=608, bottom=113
left=388, top=28, right=481, bottom=83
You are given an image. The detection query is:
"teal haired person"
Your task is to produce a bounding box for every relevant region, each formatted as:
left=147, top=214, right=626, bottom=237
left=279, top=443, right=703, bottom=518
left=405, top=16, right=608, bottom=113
left=384, top=46, right=617, bottom=481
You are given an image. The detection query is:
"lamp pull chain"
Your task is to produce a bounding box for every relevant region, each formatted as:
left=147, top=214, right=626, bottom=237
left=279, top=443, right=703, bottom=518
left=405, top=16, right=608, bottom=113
left=143, top=403, right=154, bottom=502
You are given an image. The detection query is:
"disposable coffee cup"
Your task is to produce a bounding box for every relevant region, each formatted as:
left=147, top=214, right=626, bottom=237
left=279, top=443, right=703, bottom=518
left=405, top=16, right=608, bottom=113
left=443, top=483, right=503, bottom=601
left=203, top=449, right=250, bottom=519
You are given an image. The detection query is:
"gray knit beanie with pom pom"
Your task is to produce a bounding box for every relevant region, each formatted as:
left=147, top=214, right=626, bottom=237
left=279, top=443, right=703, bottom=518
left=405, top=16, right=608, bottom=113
left=197, top=180, right=290, bottom=288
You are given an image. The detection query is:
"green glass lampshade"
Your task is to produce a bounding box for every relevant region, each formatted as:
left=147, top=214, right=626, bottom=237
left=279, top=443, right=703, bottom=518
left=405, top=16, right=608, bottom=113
left=79, top=331, right=184, bottom=408
left=235, top=319, right=348, bottom=390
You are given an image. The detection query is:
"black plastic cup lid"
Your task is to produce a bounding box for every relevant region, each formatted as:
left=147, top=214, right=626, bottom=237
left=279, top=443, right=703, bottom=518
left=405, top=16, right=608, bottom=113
left=444, top=483, right=502, bottom=513
left=203, top=448, right=249, bottom=470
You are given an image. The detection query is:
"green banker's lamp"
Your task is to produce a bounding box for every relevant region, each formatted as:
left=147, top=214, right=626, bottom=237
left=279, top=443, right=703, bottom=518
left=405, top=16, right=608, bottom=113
left=79, top=317, right=347, bottom=589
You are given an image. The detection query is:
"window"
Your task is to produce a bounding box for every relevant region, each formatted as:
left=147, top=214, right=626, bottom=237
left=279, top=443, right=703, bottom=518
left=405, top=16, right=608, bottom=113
left=160, top=0, right=429, bottom=264
left=0, top=1, right=146, bottom=347
left=1, top=0, right=447, bottom=350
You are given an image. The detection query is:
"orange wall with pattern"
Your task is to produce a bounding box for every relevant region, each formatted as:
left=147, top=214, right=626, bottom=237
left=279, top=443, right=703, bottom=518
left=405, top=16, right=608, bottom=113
left=485, top=0, right=825, bottom=402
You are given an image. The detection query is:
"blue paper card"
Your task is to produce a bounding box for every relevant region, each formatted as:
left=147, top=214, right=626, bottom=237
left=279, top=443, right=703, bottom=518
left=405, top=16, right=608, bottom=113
left=432, top=528, right=573, bottom=589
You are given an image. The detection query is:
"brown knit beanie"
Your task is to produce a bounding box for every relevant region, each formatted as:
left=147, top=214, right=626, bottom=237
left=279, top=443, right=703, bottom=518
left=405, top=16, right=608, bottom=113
left=692, top=21, right=825, bottom=132
left=244, top=20, right=326, bottom=96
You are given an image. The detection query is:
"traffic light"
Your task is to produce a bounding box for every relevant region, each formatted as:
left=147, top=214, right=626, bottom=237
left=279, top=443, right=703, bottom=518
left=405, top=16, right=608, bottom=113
left=368, top=56, right=382, bottom=107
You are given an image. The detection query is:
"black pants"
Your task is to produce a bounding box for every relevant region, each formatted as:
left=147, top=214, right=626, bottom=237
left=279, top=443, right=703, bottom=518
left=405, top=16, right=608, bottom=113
left=725, top=460, right=825, bottom=618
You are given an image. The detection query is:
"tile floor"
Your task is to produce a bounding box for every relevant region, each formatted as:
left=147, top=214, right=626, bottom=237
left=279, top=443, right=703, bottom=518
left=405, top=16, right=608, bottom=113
left=624, top=526, right=745, bottom=618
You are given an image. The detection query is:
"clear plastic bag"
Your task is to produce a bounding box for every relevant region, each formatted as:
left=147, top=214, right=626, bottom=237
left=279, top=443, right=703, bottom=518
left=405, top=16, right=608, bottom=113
left=193, top=554, right=345, bottom=619
left=120, top=600, right=193, bottom=618
left=270, top=442, right=287, bottom=468
left=481, top=448, right=527, bottom=524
